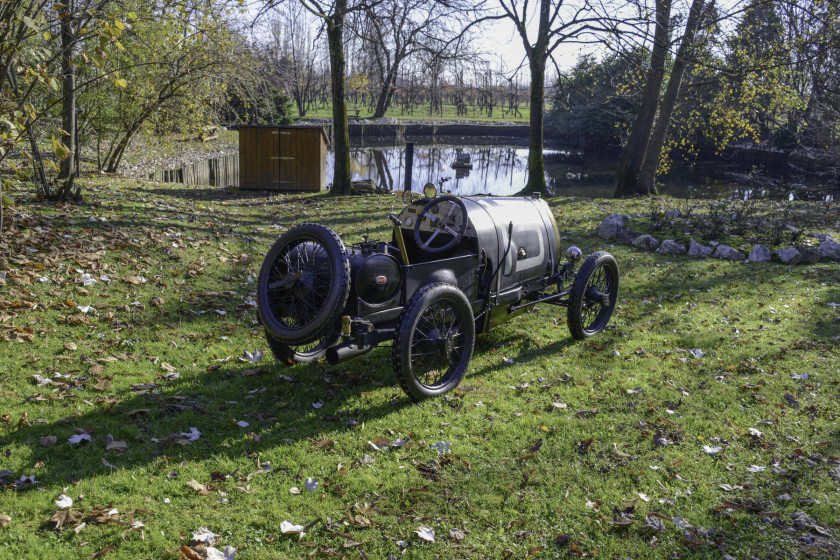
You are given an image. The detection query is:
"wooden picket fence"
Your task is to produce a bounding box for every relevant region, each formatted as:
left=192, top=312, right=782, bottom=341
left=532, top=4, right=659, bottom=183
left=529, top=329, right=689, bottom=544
left=150, top=154, right=240, bottom=187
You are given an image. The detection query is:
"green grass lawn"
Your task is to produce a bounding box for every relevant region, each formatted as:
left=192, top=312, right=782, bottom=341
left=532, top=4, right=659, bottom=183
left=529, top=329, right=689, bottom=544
left=1, top=181, right=839, bottom=559
left=298, top=103, right=531, bottom=124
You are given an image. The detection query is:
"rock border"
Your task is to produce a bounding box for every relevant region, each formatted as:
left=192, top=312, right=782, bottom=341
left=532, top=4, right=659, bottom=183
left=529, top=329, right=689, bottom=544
left=595, top=214, right=839, bottom=265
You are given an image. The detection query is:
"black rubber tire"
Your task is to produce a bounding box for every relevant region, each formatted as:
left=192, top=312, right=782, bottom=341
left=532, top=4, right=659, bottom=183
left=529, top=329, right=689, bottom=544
left=567, top=251, right=619, bottom=340
left=257, top=223, right=351, bottom=345
left=393, top=283, right=475, bottom=401
left=264, top=328, right=341, bottom=366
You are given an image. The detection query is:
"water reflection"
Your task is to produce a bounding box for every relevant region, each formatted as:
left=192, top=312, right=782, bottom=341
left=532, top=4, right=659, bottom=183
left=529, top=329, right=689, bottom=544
left=152, top=138, right=838, bottom=201
left=332, top=145, right=538, bottom=197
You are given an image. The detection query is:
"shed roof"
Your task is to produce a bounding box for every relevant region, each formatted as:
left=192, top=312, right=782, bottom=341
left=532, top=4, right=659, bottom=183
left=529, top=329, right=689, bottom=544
left=235, top=124, right=329, bottom=144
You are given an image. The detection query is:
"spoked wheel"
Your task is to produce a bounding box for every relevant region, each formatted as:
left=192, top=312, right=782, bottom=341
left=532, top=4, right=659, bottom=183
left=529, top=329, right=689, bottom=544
left=265, top=328, right=341, bottom=365
left=568, top=251, right=619, bottom=340
left=393, top=283, right=475, bottom=401
left=257, top=223, right=350, bottom=345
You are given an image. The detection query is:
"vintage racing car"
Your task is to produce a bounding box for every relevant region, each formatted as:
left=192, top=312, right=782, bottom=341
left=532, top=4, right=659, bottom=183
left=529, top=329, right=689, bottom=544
left=257, top=184, right=619, bottom=400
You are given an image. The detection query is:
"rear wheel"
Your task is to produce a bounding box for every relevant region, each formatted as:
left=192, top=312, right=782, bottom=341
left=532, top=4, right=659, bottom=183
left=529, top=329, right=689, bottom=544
left=567, top=251, right=619, bottom=339
left=257, top=223, right=350, bottom=345
left=393, top=283, right=475, bottom=400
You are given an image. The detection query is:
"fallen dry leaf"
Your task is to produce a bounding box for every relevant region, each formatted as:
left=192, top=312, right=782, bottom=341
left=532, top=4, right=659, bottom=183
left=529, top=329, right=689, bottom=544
left=280, top=520, right=304, bottom=534
left=55, top=494, right=73, bottom=509
left=186, top=480, right=211, bottom=495
left=415, top=526, right=435, bottom=542
left=90, top=545, right=117, bottom=558
left=180, top=545, right=203, bottom=560
left=49, top=509, right=83, bottom=530
left=205, top=546, right=236, bottom=560
left=93, top=379, right=112, bottom=391
left=104, top=435, right=128, bottom=451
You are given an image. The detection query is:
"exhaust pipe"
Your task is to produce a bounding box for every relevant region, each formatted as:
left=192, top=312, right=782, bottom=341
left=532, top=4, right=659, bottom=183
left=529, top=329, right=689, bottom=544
left=326, top=340, right=374, bottom=365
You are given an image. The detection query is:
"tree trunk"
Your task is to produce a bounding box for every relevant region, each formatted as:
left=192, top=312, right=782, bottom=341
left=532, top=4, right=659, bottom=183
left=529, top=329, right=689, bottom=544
left=327, top=3, right=351, bottom=195
left=637, top=0, right=708, bottom=192
left=524, top=57, right=547, bottom=194
left=105, top=103, right=158, bottom=173
left=6, top=68, right=48, bottom=196
left=59, top=0, right=76, bottom=182
left=613, top=0, right=672, bottom=197
left=105, top=119, right=145, bottom=173
left=294, top=92, right=306, bottom=117
left=372, top=62, right=400, bottom=119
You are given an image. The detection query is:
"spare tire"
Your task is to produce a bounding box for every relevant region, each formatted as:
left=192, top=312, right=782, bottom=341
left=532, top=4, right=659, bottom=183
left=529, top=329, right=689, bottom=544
left=257, top=223, right=351, bottom=345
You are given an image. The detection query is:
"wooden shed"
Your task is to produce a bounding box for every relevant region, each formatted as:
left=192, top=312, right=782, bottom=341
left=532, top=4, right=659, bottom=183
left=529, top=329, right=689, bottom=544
left=238, top=125, right=329, bottom=191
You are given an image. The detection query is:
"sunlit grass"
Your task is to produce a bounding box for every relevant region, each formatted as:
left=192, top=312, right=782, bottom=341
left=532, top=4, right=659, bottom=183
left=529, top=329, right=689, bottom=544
left=0, top=180, right=838, bottom=559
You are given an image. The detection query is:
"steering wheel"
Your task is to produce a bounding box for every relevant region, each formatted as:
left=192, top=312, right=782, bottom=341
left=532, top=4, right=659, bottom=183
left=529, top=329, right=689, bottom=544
left=414, top=195, right=468, bottom=254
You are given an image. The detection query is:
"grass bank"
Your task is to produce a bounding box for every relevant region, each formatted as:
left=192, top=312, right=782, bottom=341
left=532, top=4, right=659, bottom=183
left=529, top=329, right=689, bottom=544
left=1, top=181, right=839, bottom=559
left=298, top=103, right=531, bottom=124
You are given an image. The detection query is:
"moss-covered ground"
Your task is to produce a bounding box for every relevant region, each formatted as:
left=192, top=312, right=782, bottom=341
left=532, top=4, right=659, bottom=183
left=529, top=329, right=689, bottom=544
left=1, top=180, right=839, bottom=559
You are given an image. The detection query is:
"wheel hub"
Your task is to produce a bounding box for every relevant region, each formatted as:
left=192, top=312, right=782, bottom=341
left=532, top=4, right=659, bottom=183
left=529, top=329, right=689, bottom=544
left=443, top=334, right=456, bottom=359
left=294, top=270, right=316, bottom=298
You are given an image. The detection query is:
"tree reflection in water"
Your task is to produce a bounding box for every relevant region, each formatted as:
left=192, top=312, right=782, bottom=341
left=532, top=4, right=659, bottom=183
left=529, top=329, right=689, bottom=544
left=339, top=144, right=534, bottom=197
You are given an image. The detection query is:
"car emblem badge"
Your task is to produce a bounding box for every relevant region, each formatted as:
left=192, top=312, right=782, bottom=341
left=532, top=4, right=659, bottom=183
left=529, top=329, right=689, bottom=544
left=375, top=275, right=387, bottom=285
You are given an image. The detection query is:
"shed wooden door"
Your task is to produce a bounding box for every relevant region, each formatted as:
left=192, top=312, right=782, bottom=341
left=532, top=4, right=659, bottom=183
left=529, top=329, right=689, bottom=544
left=276, top=128, right=298, bottom=189
left=240, top=128, right=280, bottom=189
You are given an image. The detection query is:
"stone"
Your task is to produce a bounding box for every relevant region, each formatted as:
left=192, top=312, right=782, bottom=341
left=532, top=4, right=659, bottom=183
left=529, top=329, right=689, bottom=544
left=632, top=234, right=660, bottom=250
left=688, top=239, right=713, bottom=258
left=658, top=240, right=686, bottom=255
left=713, top=245, right=745, bottom=261
left=614, top=228, right=639, bottom=245
left=818, top=241, right=840, bottom=261
left=595, top=214, right=630, bottom=240
left=808, top=232, right=834, bottom=243
left=796, top=246, right=821, bottom=265
left=775, top=247, right=802, bottom=265
left=709, top=241, right=720, bottom=247
left=665, top=209, right=681, bottom=219
left=748, top=244, right=771, bottom=263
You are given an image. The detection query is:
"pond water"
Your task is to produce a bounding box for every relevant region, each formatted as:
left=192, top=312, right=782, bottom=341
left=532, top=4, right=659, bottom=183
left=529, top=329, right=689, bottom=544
left=152, top=137, right=837, bottom=201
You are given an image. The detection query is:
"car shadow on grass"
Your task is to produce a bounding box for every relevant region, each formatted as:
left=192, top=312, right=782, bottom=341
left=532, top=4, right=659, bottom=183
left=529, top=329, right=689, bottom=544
left=2, top=347, right=417, bottom=486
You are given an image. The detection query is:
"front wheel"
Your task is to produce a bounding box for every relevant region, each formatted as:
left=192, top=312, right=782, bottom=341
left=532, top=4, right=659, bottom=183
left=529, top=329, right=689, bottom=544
left=567, top=251, right=619, bottom=340
left=393, top=283, right=475, bottom=401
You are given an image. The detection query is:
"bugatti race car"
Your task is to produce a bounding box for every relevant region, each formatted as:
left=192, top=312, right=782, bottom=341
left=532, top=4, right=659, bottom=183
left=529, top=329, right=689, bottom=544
left=257, top=184, right=619, bottom=400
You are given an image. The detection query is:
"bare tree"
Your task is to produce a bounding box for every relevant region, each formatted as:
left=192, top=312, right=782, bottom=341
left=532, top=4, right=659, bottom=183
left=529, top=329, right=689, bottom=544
left=267, top=4, right=325, bottom=117
left=295, top=0, right=377, bottom=195
left=496, top=0, right=639, bottom=194
left=351, top=0, right=475, bottom=118
left=612, top=0, right=672, bottom=197
left=635, top=0, right=712, bottom=191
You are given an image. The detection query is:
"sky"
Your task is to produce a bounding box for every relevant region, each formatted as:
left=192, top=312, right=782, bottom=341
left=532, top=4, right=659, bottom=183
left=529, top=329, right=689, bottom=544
left=478, top=18, right=604, bottom=77
left=240, top=0, right=652, bottom=83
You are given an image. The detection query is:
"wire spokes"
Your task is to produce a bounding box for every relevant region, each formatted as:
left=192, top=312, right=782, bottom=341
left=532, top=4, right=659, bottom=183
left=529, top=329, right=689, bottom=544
left=409, top=298, right=466, bottom=388
left=581, top=265, right=615, bottom=331
left=266, top=239, right=333, bottom=330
